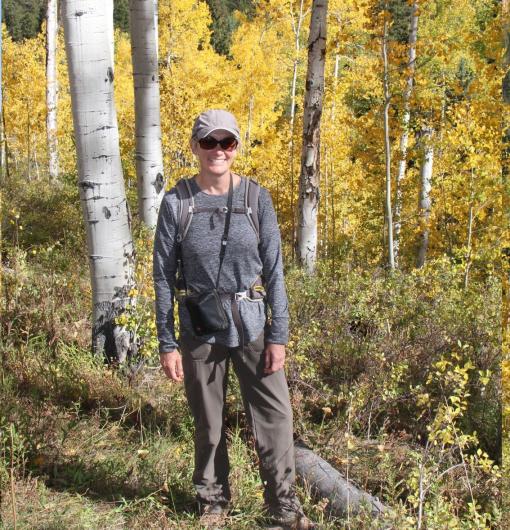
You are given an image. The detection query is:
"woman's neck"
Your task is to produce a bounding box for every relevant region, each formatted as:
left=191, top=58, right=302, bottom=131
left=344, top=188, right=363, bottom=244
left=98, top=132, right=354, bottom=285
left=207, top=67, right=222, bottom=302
left=195, top=171, right=239, bottom=195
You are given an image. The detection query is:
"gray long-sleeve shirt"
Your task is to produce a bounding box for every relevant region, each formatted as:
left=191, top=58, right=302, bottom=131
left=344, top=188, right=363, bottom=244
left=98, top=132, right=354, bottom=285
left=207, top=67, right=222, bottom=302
left=153, top=176, right=289, bottom=353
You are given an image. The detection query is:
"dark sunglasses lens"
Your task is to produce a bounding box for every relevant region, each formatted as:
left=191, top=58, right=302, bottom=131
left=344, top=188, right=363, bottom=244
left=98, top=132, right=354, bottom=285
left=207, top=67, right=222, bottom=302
left=219, top=137, right=238, bottom=150
left=198, top=137, right=238, bottom=151
left=198, top=137, right=218, bottom=150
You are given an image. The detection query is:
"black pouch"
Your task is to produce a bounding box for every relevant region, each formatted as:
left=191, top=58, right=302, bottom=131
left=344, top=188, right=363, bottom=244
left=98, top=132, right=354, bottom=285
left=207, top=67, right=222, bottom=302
left=185, top=290, right=229, bottom=336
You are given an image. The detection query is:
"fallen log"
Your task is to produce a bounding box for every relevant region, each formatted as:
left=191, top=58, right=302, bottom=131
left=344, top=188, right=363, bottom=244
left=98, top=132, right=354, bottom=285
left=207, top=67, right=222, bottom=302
left=294, top=444, right=387, bottom=518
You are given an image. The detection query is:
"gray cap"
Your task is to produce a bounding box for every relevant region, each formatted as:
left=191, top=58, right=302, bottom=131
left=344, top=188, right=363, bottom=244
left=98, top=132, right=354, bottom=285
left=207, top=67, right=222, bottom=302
left=191, top=109, right=241, bottom=142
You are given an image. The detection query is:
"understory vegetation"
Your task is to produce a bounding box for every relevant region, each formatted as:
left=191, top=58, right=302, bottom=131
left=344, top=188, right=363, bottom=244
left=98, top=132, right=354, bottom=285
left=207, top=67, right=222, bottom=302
left=0, top=177, right=502, bottom=529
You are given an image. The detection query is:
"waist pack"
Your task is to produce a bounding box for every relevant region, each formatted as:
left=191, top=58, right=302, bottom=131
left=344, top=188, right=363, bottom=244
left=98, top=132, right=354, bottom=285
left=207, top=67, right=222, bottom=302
left=185, top=289, right=229, bottom=336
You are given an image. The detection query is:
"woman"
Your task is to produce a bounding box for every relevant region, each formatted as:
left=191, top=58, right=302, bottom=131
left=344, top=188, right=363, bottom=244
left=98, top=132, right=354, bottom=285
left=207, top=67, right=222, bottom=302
left=153, top=109, right=313, bottom=529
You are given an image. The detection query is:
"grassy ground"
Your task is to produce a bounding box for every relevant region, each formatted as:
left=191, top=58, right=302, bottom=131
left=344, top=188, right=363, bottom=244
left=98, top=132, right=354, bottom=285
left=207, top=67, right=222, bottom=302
left=0, top=340, right=384, bottom=529
left=0, top=274, right=502, bottom=528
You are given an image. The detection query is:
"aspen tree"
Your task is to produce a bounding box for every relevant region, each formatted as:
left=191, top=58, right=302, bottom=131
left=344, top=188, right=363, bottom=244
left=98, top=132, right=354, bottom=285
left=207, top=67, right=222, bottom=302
left=46, top=0, right=58, bottom=180
left=382, top=6, right=395, bottom=270
left=290, top=0, right=308, bottom=254
left=394, top=0, right=418, bottom=264
left=63, top=0, right=136, bottom=362
left=416, top=127, right=433, bottom=268
left=297, top=0, right=327, bottom=273
left=107, top=0, right=114, bottom=69
left=129, top=0, right=165, bottom=229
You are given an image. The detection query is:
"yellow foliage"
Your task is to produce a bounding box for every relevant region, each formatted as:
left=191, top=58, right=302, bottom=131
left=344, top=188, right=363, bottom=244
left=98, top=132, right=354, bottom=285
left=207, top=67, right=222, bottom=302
left=3, top=28, right=46, bottom=177
left=1, top=0, right=502, bottom=271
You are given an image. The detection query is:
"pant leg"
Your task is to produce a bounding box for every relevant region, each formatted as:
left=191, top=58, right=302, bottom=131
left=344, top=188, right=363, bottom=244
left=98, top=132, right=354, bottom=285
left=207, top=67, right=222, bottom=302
left=180, top=335, right=231, bottom=505
left=230, top=332, right=302, bottom=515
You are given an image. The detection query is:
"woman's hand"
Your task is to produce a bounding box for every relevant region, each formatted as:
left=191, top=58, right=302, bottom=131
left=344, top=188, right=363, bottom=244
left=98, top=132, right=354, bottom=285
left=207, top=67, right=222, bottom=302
left=160, top=349, right=184, bottom=382
left=264, top=343, right=286, bottom=375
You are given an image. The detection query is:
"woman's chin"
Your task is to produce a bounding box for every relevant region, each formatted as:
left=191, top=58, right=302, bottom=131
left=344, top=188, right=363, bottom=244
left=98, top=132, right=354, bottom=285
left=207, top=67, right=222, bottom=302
left=205, top=164, right=230, bottom=176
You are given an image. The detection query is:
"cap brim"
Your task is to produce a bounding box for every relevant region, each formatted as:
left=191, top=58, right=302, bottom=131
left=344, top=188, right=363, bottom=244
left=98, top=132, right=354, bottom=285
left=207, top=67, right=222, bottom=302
left=196, top=127, right=240, bottom=142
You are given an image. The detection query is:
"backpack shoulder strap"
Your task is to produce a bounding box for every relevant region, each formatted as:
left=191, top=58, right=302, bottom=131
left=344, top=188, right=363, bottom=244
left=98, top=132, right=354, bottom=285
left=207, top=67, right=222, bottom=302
left=244, top=177, right=260, bottom=242
left=175, top=178, right=194, bottom=243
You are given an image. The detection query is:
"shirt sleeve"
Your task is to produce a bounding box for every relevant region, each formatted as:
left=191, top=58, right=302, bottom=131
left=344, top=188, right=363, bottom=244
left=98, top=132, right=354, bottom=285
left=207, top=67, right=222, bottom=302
left=153, top=193, right=179, bottom=353
left=258, top=187, right=289, bottom=344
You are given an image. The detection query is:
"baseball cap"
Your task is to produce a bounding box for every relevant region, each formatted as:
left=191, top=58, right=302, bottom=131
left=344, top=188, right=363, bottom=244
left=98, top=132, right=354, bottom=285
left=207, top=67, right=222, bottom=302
left=191, top=109, right=241, bottom=142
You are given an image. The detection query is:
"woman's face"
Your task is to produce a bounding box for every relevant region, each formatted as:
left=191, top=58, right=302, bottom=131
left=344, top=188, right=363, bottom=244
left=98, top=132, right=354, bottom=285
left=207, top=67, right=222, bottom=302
left=191, top=130, right=238, bottom=177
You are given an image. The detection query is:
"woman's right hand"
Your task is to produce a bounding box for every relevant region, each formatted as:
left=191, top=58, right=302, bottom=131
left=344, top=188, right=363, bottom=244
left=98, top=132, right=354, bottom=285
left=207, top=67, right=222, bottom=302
left=160, top=349, right=184, bottom=382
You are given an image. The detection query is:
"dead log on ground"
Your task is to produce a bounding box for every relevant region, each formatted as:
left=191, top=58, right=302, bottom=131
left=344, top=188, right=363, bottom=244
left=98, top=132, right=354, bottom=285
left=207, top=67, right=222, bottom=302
left=294, top=444, right=387, bottom=518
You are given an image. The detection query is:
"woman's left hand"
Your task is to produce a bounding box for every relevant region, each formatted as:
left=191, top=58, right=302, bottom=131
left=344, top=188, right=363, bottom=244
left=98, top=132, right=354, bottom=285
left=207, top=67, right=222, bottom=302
left=264, top=343, right=286, bottom=374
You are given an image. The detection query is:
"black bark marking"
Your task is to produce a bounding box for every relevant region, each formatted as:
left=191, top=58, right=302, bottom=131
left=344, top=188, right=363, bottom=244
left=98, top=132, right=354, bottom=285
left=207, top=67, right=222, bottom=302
left=103, top=206, right=112, bottom=219
left=80, top=180, right=97, bottom=190
left=75, top=10, right=85, bottom=16
left=154, top=172, right=164, bottom=194
left=93, top=299, right=133, bottom=363
left=126, top=201, right=132, bottom=230
left=94, top=125, right=114, bottom=133
left=107, top=67, right=114, bottom=83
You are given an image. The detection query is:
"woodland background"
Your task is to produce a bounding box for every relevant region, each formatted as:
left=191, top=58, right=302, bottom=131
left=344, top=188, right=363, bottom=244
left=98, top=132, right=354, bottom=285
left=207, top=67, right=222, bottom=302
left=0, top=0, right=506, bottom=528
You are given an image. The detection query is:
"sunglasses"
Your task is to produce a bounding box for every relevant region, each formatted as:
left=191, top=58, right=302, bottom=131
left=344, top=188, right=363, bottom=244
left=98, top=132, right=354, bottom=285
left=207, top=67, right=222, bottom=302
left=198, top=136, right=238, bottom=151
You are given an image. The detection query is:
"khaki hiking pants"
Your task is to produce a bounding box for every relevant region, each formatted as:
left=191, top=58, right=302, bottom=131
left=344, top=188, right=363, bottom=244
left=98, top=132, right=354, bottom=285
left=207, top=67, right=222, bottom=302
left=180, top=331, right=301, bottom=515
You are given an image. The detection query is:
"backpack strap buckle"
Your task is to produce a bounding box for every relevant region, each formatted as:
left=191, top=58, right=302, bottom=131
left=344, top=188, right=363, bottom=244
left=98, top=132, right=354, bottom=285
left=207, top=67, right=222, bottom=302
left=234, top=291, right=249, bottom=301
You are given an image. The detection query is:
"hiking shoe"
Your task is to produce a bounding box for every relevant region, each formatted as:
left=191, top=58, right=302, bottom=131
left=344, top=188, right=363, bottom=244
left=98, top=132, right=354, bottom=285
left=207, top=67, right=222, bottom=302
left=265, top=513, right=318, bottom=530
left=198, top=503, right=229, bottom=529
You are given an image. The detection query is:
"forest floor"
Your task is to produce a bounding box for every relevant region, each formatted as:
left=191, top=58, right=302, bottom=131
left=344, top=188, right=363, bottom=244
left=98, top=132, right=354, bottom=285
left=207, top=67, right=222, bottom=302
left=0, top=342, right=390, bottom=529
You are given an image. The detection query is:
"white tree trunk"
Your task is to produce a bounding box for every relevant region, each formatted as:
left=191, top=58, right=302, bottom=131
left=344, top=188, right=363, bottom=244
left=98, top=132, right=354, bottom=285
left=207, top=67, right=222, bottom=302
left=382, top=16, right=395, bottom=270
left=129, top=0, right=165, bottom=229
left=297, top=0, right=328, bottom=273
left=289, top=0, right=305, bottom=129
left=416, top=128, right=433, bottom=268
left=290, top=0, right=306, bottom=260
left=46, top=0, right=59, bottom=180
left=394, top=0, right=418, bottom=263
left=63, top=0, right=136, bottom=362
left=106, top=0, right=114, bottom=70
